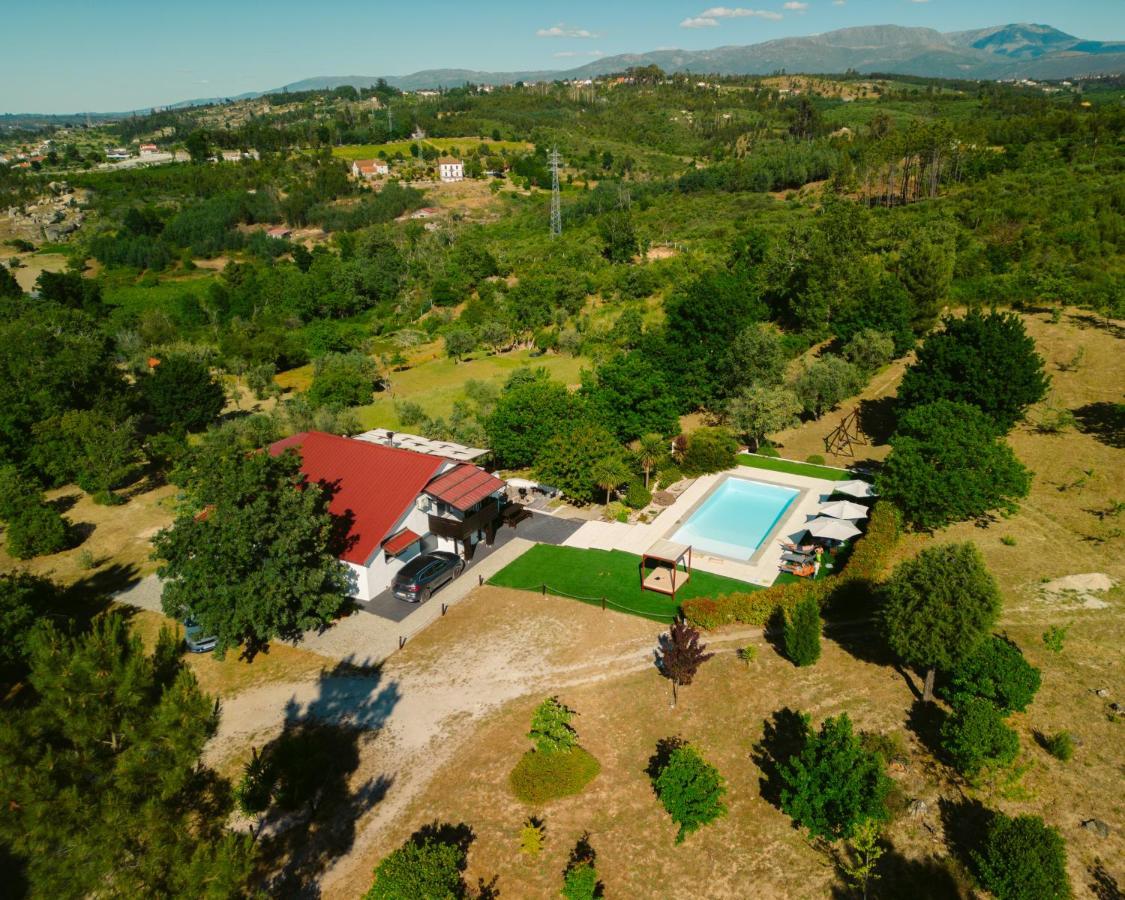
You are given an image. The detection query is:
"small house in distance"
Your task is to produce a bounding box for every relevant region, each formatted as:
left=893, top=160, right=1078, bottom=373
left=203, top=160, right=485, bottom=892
left=269, top=431, right=507, bottom=600
left=351, top=159, right=390, bottom=179
left=438, top=157, right=464, bottom=182
left=139, top=143, right=160, bottom=156
left=266, top=226, right=291, bottom=240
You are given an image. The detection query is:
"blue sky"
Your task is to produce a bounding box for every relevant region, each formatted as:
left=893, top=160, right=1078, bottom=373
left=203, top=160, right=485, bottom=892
left=2, top=1, right=1122, bottom=113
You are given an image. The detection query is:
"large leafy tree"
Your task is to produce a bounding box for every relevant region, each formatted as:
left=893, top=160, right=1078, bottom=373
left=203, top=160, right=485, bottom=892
left=580, top=353, right=679, bottom=443
left=662, top=268, right=767, bottom=408
left=533, top=422, right=623, bottom=505
left=0, top=303, right=124, bottom=470
left=970, top=813, right=1071, bottom=900
left=153, top=443, right=354, bottom=658
left=0, top=615, right=255, bottom=896
left=485, top=369, right=584, bottom=468
left=878, top=400, right=1031, bottom=529
left=879, top=542, right=1001, bottom=701
left=726, top=385, right=802, bottom=451
left=307, top=351, right=380, bottom=409
left=141, top=354, right=226, bottom=434
left=651, top=740, right=727, bottom=843
left=365, top=832, right=467, bottom=900
left=779, top=713, right=891, bottom=841
left=898, top=311, right=1049, bottom=431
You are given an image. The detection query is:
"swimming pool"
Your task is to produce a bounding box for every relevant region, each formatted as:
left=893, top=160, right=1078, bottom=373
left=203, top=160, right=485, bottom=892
left=670, top=477, right=799, bottom=560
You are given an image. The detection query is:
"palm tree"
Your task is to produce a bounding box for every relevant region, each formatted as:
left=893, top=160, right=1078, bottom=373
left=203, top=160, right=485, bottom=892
left=636, top=433, right=664, bottom=490
left=592, top=457, right=631, bottom=506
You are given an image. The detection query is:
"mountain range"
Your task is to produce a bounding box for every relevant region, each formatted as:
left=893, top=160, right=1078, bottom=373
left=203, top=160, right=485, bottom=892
left=3, top=23, right=1121, bottom=120
left=266, top=23, right=1122, bottom=97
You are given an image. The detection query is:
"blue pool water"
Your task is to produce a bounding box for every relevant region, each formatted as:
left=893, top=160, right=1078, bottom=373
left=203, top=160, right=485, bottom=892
left=671, top=478, right=799, bottom=560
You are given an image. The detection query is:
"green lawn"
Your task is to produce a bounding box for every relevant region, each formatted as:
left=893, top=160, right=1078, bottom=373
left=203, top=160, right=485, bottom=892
left=487, top=545, right=757, bottom=623
left=737, top=453, right=855, bottom=482
left=332, top=137, right=531, bottom=161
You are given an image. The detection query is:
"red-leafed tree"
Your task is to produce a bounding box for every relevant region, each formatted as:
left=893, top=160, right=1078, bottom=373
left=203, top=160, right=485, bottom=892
left=657, top=621, right=714, bottom=707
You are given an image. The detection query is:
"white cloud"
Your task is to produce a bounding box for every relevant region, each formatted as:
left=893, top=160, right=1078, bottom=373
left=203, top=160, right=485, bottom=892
left=681, top=7, right=784, bottom=26
left=783, top=1, right=809, bottom=9
left=701, top=6, right=784, bottom=20
left=536, top=23, right=599, bottom=38
left=680, top=16, right=720, bottom=27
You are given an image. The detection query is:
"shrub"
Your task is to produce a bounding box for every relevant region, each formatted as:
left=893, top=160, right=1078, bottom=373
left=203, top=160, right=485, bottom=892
left=5, top=500, right=70, bottom=559
left=655, top=466, right=683, bottom=487
left=1042, top=625, right=1068, bottom=653
left=805, top=454, right=826, bottom=465
left=737, top=645, right=757, bottom=666
left=623, top=479, right=652, bottom=509
left=970, top=813, right=1071, bottom=900
left=783, top=595, right=822, bottom=667
left=940, top=696, right=1019, bottom=776
left=677, top=427, right=738, bottom=476
left=529, top=697, right=578, bottom=754
left=365, top=835, right=466, bottom=900
left=1038, top=730, right=1075, bottom=762
left=650, top=741, right=727, bottom=843
left=941, top=635, right=1041, bottom=713
left=519, top=818, right=545, bottom=856
left=779, top=713, right=892, bottom=841
left=562, top=864, right=600, bottom=900
left=509, top=747, right=601, bottom=804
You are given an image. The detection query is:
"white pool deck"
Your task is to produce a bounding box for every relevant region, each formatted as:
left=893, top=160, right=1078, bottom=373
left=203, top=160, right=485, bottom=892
left=562, top=464, right=851, bottom=587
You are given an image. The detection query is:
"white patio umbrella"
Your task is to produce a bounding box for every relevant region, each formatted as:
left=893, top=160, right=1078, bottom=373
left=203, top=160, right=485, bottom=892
left=803, top=516, right=862, bottom=542
left=832, top=479, right=877, bottom=499
left=818, top=500, right=869, bottom=520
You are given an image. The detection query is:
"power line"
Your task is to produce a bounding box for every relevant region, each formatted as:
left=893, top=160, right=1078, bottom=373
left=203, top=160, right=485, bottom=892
left=549, top=147, right=562, bottom=238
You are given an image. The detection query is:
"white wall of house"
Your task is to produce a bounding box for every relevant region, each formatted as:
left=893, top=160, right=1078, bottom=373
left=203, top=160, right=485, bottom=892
left=439, top=162, right=463, bottom=182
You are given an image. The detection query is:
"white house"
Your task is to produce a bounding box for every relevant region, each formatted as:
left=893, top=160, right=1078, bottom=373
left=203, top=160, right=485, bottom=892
left=438, top=157, right=464, bottom=182
left=351, top=159, right=390, bottom=179
left=269, top=431, right=507, bottom=600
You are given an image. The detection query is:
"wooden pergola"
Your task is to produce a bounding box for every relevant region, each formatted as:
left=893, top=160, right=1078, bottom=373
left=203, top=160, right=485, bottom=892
left=640, top=539, right=693, bottom=600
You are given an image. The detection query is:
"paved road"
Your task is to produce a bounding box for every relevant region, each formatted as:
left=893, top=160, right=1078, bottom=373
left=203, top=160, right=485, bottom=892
left=359, top=511, right=583, bottom=622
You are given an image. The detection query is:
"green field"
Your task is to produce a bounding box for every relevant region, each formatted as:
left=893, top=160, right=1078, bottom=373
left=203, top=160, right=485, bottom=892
left=487, top=544, right=757, bottom=622
left=276, top=347, right=589, bottom=430
left=737, top=453, right=855, bottom=481
left=332, top=137, right=531, bottom=161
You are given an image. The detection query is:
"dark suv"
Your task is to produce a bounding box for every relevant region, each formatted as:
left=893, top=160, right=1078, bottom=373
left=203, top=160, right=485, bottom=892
left=392, top=551, right=465, bottom=602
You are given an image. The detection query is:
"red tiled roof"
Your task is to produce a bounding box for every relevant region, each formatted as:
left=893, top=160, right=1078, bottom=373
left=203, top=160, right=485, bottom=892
left=382, top=528, right=421, bottom=556
left=269, top=432, right=443, bottom=565
left=425, top=465, right=504, bottom=512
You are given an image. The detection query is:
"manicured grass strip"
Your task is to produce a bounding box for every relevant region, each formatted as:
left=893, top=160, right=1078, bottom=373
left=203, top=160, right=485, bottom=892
left=488, top=545, right=757, bottom=622
left=738, top=453, right=855, bottom=482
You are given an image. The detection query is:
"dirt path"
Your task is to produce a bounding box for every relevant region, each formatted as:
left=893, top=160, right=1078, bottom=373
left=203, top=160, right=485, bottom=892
left=207, top=587, right=762, bottom=895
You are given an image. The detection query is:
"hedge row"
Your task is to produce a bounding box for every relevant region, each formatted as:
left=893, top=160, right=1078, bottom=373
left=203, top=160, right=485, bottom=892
left=681, top=501, right=901, bottom=628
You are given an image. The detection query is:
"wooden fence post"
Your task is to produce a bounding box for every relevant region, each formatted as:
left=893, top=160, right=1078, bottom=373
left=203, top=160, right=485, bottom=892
left=601, top=596, right=606, bottom=611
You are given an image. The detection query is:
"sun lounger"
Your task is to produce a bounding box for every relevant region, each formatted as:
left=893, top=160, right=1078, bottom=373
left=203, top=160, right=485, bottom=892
left=782, top=541, right=817, bottom=554
left=780, top=562, right=815, bottom=577
left=780, top=550, right=814, bottom=564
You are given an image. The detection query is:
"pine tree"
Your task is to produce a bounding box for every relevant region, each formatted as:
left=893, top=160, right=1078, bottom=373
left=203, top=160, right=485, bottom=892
left=0, top=615, right=255, bottom=896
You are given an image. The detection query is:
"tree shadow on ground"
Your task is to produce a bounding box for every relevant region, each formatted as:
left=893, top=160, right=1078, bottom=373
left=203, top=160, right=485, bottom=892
left=906, top=700, right=947, bottom=761
left=857, top=396, right=898, bottom=446
left=251, top=658, right=402, bottom=897
left=1066, top=311, right=1125, bottom=341
left=1088, top=859, right=1122, bottom=900
left=64, top=562, right=143, bottom=625
left=1073, top=402, right=1125, bottom=450
left=645, top=736, right=687, bottom=784
left=829, top=839, right=968, bottom=899
left=938, top=796, right=992, bottom=876
left=750, top=708, right=810, bottom=809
